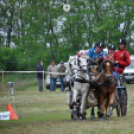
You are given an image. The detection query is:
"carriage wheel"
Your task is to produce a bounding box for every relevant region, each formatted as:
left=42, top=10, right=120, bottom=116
left=116, top=107, right=120, bottom=117
left=120, top=90, right=127, bottom=116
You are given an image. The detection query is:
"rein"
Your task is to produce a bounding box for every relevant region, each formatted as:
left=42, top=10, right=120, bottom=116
left=89, top=60, right=115, bottom=86
left=95, top=73, right=115, bottom=86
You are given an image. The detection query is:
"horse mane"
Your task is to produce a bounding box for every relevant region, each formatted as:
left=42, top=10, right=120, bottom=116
left=80, top=55, right=89, bottom=59
left=65, top=56, right=76, bottom=75
left=103, top=59, right=113, bottom=65
left=89, top=57, right=103, bottom=65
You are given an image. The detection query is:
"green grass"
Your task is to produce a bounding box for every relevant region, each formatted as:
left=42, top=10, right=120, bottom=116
left=0, top=75, right=134, bottom=134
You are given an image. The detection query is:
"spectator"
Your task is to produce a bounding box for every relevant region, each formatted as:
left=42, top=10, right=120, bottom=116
left=58, top=61, right=66, bottom=92
left=47, top=60, right=58, bottom=91
left=37, top=61, right=45, bottom=92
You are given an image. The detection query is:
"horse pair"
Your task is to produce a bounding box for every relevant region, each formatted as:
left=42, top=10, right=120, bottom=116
left=65, top=52, right=116, bottom=121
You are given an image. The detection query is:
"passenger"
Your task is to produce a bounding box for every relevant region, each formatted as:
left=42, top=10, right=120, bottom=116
left=113, top=39, right=131, bottom=79
left=107, top=44, right=116, bottom=62
left=113, top=39, right=131, bottom=110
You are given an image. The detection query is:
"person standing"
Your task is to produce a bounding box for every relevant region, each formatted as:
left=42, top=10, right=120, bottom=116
left=37, top=61, right=45, bottom=92
left=58, top=61, right=66, bottom=92
left=47, top=60, right=58, bottom=91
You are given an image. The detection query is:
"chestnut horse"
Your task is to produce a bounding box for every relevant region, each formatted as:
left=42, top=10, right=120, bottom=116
left=94, top=58, right=116, bottom=120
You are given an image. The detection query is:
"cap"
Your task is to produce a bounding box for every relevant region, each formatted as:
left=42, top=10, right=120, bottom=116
left=60, top=61, right=64, bottom=64
left=51, top=60, right=55, bottom=63
left=108, top=44, right=116, bottom=50
left=95, top=42, right=105, bottom=49
left=118, top=39, right=127, bottom=45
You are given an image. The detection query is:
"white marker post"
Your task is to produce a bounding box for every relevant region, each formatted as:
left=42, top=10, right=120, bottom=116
left=63, top=4, right=70, bottom=12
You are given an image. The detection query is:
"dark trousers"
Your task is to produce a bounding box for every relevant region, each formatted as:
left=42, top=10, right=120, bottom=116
left=117, top=88, right=124, bottom=103
left=60, top=77, right=65, bottom=91
left=37, top=78, right=43, bottom=91
left=50, top=78, right=57, bottom=91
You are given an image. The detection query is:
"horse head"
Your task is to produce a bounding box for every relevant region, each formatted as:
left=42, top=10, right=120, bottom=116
left=88, top=57, right=103, bottom=84
left=89, top=57, right=103, bottom=65
left=102, top=56, right=113, bottom=80
left=68, top=56, right=77, bottom=75
left=76, top=52, right=88, bottom=73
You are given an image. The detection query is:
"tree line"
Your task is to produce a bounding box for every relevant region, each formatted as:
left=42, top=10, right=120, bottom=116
left=0, top=0, right=134, bottom=71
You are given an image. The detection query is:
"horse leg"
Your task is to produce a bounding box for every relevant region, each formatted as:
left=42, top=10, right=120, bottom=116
left=65, top=89, right=72, bottom=107
left=90, top=90, right=96, bottom=120
left=99, top=95, right=106, bottom=121
left=104, top=99, right=110, bottom=120
left=97, top=95, right=102, bottom=118
left=90, top=107, right=95, bottom=120
left=66, top=89, right=75, bottom=120
left=71, top=89, right=78, bottom=121
left=107, top=92, right=115, bottom=117
left=79, top=93, right=87, bottom=121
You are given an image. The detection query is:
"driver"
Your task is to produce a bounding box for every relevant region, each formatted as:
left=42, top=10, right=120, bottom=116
left=87, top=42, right=107, bottom=59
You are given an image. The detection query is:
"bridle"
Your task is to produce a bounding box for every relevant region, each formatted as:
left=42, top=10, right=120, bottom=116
left=74, top=56, right=89, bottom=82
left=96, top=61, right=115, bottom=86
left=69, top=58, right=77, bottom=77
left=89, top=60, right=115, bottom=86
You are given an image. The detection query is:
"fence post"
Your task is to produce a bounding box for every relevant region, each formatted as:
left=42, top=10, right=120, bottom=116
left=1, top=69, right=5, bottom=96
left=43, top=70, right=44, bottom=94
left=133, top=94, right=134, bottom=106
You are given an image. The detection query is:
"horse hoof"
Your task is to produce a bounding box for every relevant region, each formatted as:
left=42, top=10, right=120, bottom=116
left=79, top=116, right=83, bottom=121
left=83, top=116, right=86, bottom=120
left=90, top=115, right=95, bottom=120
left=107, top=110, right=113, bottom=117
left=72, top=118, right=76, bottom=121
left=104, top=115, right=109, bottom=120
left=97, top=111, right=102, bottom=118
left=72, top=115, right=77, bottom=121
left=100, top=117, right=105, bottom=121
left=71, top=109, right=77, bottom=115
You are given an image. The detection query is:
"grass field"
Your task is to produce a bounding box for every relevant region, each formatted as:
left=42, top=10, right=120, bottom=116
left=0, top=74, right=134, bottom=134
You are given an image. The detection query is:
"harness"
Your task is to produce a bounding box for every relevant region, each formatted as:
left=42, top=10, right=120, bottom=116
left=98, top=71, right=115, bottom=86
left=113, top=50, right=127, bottom=70
left=74, top=78, right=87, bottom=83
left=89, top=61, right=115, bottom=87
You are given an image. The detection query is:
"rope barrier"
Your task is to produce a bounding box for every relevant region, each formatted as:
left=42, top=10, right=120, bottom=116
left=0, top=71, right=66, bottom=75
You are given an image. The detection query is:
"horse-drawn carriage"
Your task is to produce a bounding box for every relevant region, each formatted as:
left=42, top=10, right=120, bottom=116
left=64, top=52, right=127, bottom=121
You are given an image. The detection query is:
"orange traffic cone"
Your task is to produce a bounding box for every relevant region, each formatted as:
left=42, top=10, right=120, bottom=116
left=7, top=103, right=19, bottom=120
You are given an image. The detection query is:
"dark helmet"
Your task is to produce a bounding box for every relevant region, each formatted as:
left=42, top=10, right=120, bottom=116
left=118, top=39, right=127, bottom=45
left=60, top=61, right=64, bottom=64
left=95, top=42, right=105, bottom=49
left=108, top=44, right=116, bottom=50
